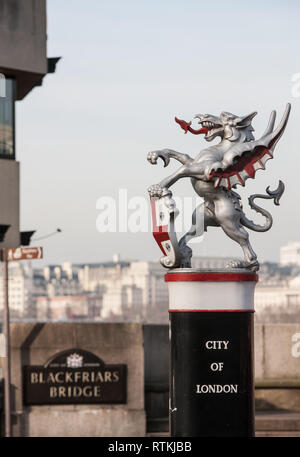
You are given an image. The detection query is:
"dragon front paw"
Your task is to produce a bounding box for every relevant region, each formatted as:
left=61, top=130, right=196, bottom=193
left=147, top=150, right=170, bottom=167
left=148, top=184, right=167, bottom=198
left=147, top=150, right=159, bottom=165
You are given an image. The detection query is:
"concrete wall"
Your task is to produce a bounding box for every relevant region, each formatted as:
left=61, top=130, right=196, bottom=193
left=255, top=324, right=300, bottom=411
left=0, top=159, right=19, bottom=248
left=0, top=323, right=146, bottom=437
left=1, top=322, right=300, bottom=436
left=254, top=324, right=300, bottom=380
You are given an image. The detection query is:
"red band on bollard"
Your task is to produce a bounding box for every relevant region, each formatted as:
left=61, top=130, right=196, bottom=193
left=168, top=309, right=255, bottom=313
left=165, top=272, right=258, bottom=282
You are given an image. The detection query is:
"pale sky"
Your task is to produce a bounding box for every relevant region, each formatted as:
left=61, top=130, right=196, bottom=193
left=16, top=0, right=300, bottom=266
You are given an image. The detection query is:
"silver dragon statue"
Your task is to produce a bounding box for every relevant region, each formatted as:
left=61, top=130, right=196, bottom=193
left=147, top=103, right=291, bottom=272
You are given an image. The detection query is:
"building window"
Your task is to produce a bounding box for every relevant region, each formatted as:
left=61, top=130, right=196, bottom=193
left=287, top=294, right=300, bottom=306
left=0, top=77, right=15, bottom=159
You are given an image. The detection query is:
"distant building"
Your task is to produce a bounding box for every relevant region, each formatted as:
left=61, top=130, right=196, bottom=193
left=280, top=242, right=300, bottom=266
left=192, top=256, right=238, bottom=269
left=78, top=260, right=168, bottom=323
left=0, top=258, right=169, bottom=323
left=36, top=295, right=102, bottom=321
left=0, top=262, right=33, bottom=319
left=254, top=275, right=300, bottom=322
left=43, top=263, right=82, bottom=297
left=255, top=277, right=300, bottom=308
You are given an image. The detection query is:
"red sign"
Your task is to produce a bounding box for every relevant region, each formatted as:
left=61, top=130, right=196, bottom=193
left=6, top=247, right=43, bottom=261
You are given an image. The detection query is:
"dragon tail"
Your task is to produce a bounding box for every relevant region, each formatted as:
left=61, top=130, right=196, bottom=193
left=241, top=180, right=285, bottom=232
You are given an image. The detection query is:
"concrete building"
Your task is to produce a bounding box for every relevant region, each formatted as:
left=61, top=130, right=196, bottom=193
left=280, top=242, right=300, bottom=266
left=0, top=0, right=55, bottom=99
left=0, top=0, right=58, bottom=250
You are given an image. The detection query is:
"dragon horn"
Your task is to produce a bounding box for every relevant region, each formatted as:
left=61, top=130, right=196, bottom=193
left=262, top=110, right=277, bottom=136
left=268, top=103, right=291, bottom=151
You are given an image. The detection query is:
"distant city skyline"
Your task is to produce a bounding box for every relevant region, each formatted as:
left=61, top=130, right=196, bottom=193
left=16, top=0, right=300, bottom=265
left=15, top=238, right=300, bottom=270
left=2, top=255, right=300, bottom=324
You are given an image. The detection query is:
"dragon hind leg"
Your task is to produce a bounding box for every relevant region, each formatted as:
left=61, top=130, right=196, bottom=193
left=221, top=222, right=259, bottom=271
left=178, top=202, right=207, bottom=267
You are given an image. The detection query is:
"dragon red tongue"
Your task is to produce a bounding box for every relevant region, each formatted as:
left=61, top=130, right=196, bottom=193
left=196, top=127, right=209, bottom=134
left=175, top=117, right=209, bottom=135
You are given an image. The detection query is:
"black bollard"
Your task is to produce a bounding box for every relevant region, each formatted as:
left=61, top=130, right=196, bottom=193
left=166, top=269, right=258, bottom=437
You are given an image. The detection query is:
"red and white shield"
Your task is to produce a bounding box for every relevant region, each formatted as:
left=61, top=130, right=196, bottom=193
left=150, top=193, right=181, bottom=268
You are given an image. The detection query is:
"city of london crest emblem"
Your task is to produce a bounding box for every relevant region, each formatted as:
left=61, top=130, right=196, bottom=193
left=66, top=353, right=83, bottom=368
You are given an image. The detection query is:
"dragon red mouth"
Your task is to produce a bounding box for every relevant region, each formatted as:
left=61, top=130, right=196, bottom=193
left=200, top=121, right=222, bottom=133
left=175, top=117, right=221, bottom=135
left=175, top=117, right=209, bottom=135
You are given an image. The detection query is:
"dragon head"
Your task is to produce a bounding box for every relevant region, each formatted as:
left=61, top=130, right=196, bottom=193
left=194, top=111, right=257, bottom=143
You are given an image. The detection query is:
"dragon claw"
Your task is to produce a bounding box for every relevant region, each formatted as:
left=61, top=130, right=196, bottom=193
left=226, top=259, right=259, bottom=272
left=148, top=184, right=167, bottom=198
left=147, top=150, right=170, bottom=167
left=147, top=151, right=158, bottom=165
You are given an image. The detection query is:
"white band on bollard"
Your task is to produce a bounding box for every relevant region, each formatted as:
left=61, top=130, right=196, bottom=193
left=165, top=270, right=258, bottom=312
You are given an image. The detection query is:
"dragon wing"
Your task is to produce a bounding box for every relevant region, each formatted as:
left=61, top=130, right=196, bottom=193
left=209, top=103, right=291, bottom=190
